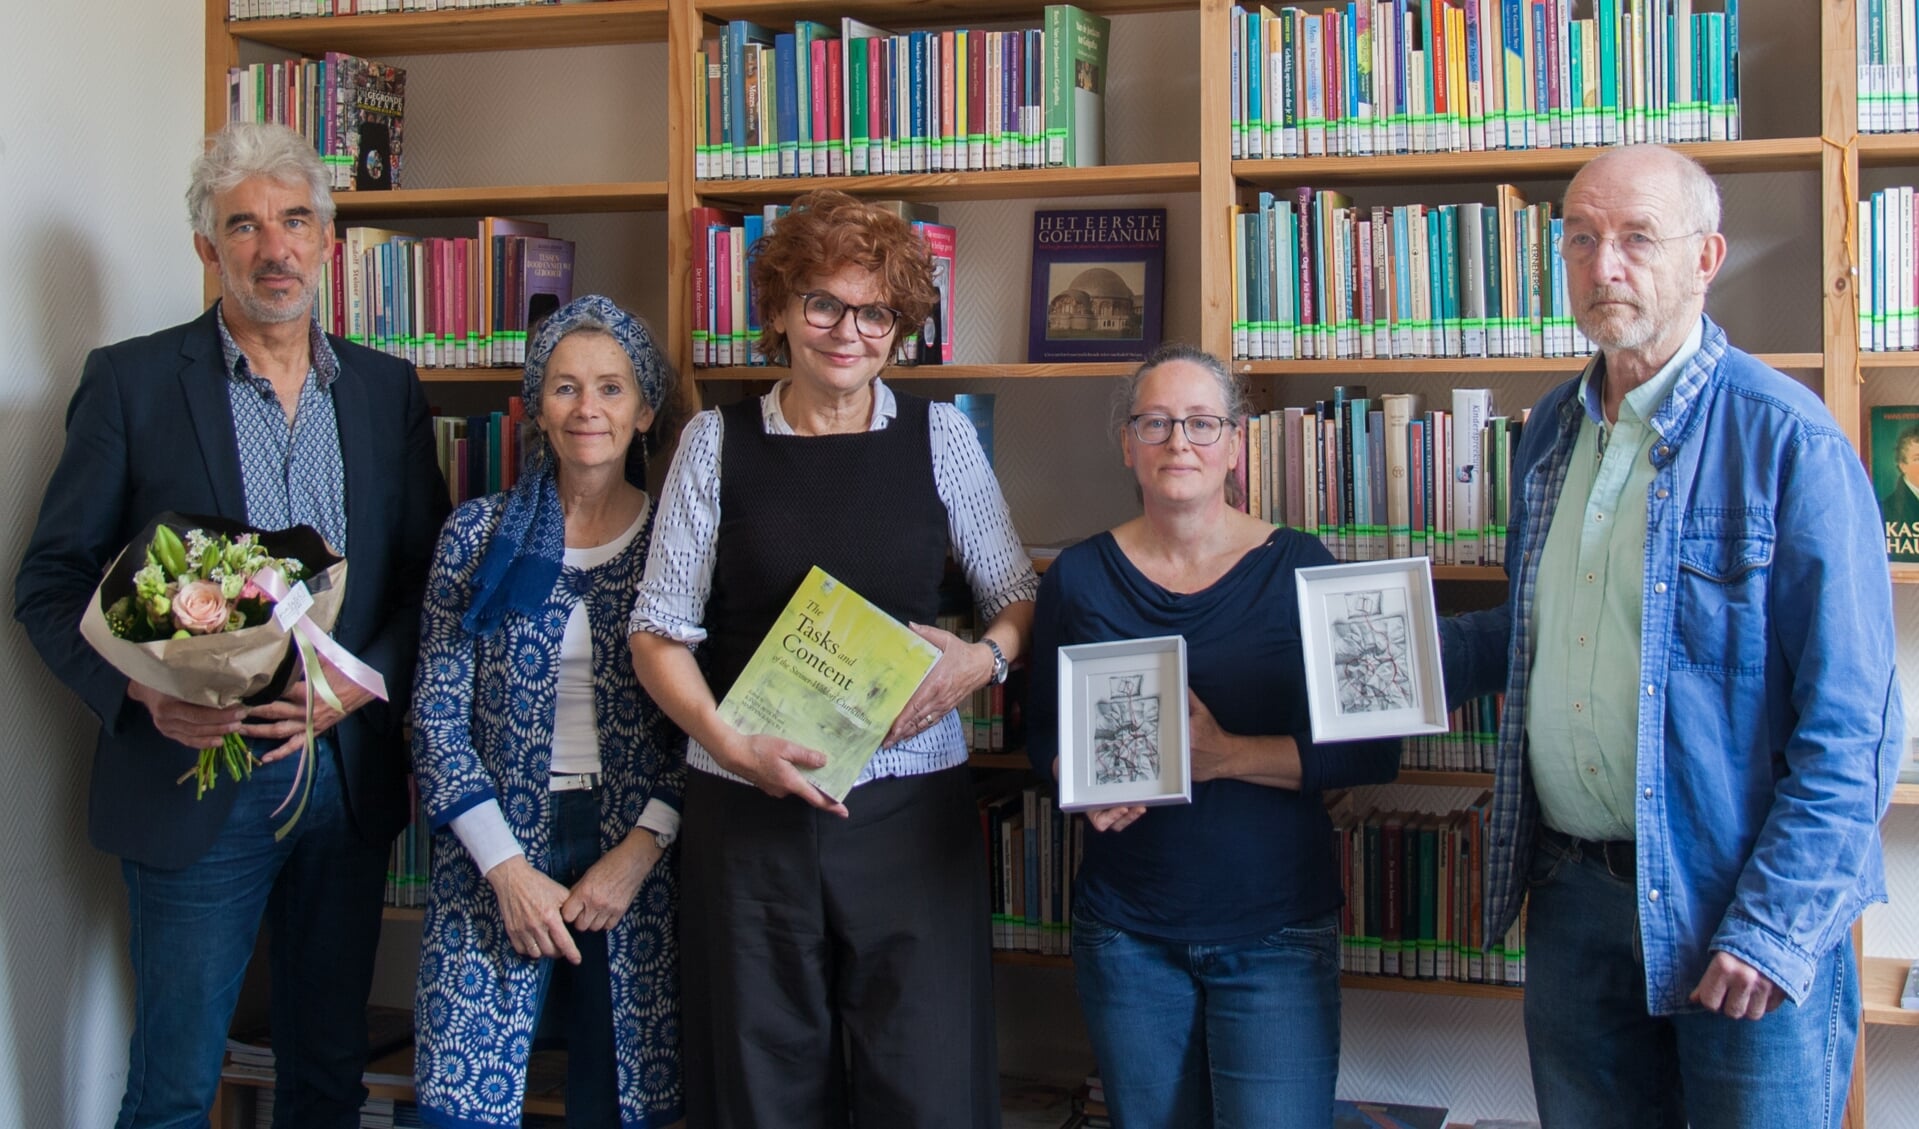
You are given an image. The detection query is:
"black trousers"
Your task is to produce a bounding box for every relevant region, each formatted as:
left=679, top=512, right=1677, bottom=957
left=678, top=766, right=1000, bottom=1129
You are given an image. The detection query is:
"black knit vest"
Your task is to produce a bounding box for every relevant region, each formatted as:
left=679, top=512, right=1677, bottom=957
left=701, top=390, right=949, bottom=701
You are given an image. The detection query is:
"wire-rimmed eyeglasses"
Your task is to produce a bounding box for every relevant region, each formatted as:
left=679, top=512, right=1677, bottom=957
left=1128, top=413, right=1235, bottom=446
left=798, top=290, right=903, bottom=338
left=1557, top=229, right=1705, bottom=266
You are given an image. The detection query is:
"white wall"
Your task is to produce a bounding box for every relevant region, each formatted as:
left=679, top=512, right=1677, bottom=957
left=1, top=4, right=1914, bottom=1128
left=0, top=3, right=204, bottom=1125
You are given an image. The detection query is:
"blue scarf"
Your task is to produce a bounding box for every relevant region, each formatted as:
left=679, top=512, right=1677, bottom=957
left=460, top=295, right=669, bottom=638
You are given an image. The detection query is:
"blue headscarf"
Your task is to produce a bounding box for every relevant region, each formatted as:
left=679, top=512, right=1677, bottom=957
left=460, top=295, right=671, bottom=637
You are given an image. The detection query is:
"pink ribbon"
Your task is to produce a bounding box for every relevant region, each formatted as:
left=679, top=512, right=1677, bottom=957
left=252, top=567, right=389, bottom=834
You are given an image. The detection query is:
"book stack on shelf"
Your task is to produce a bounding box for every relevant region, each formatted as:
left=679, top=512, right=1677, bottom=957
left=1401, top=693, right=1501, bottom=773
left=1860, top=0, right=1919, bottom=133
left=1232, top=187, right=1589, bottom=362
left=386, top=782, right=430, bottom=910
left=1859, top=186, right=1919, bottom=352
left=979, top=781, right=1082, bottom=958
left=1329, top=792, right=1527, bottom=987
left=1229, top=0, right=1741, bottom=158
left=693, top=4, right=1107, bottom=182
left=432, top=398, right=528, bottom=507
left=317, top=222, right=574, bottom=369
left=691, top=202, right=955, bottom=368
left=1063, top=1075, right=1110, bottom=1128
left=227, top=54, right=405, bottom=192
left=1236, top=387, right=1521, bottom=567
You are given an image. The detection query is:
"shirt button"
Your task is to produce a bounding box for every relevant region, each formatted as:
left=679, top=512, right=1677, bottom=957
left=1585, top=764, right=1598, bottom=775
left=1578, top=635, right=1588, bottom=646
left=1646, top=684, right=1656, bottom=696
left=1644, top=787, right=1653, bottom=798
left=1649, top=888, right=1660, bottom=902
left=1654, top=582, right=1667, bottom=594
left=1656, top=489, right=1669, bottom=499
left=1587, top=573, right=1597, bottom=583
left=1573, top=701, right=1584, bottom=712
left=1595, top=512, right=1606, bottom=522
left=1658, top=446, right=1671, bottom=456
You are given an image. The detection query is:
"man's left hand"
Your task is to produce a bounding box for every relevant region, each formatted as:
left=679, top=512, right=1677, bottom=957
left=1689, top=950, right=1787, bottom=1020
left=242, top=653, right=378, bottom=763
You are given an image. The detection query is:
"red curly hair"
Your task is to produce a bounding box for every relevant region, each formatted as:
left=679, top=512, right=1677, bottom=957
left=750, top=190, right=937, bottom=363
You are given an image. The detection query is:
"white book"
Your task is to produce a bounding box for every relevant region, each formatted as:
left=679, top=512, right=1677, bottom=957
left=1451, top=388, right=1492, bottom=566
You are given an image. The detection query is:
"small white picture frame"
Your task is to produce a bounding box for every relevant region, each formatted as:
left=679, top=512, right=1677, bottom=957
left=1056, top=635, right=1192, bottom=811
left=1295, top=557, right=1449, bottom=743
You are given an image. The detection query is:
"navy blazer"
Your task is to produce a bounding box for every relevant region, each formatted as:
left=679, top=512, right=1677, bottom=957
left=15, top=304, right=450, bottom=869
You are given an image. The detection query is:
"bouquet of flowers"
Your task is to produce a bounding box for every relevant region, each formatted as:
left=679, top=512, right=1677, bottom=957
left=79, top=512, right=373, bottom=836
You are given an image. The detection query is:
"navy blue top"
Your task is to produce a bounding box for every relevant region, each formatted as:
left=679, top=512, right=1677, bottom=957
left=1028, top=528, right=1401, bottom=943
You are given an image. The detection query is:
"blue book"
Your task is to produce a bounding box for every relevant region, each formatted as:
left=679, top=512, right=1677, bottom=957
left=725, top=21, right=776, bottom=178
left=909, top=30, right=929, bottom=171
left=742, top=212, right=766, bottom=364
left=954, top=394, right=995, bottom=467
left=775, top=33, right=800, bottom=177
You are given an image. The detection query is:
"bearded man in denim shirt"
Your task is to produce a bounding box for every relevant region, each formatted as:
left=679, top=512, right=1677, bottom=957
left=1442, top=145, right=1903, bottom=1129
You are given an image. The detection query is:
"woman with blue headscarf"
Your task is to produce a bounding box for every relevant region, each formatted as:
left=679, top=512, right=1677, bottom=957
left=411, top=295, right=685, bottom=1128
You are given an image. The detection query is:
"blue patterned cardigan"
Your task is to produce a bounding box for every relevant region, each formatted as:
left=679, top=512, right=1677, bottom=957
left=410, top=495, right=684, bottom=1128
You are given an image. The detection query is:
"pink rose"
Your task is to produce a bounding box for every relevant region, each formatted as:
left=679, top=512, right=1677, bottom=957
left=172, top=580, right=231, bottom=635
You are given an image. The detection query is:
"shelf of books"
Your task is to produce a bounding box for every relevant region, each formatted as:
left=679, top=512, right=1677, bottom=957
left=1862, top=955, right=1919, bottom=1027
left=694, top=163, right=1200, bottom=204
left=1396, top=770, right=1495, bottom=790
left=1231, top=138, right=1822, bottom=188
left=1895, top=782, right=1919, bottom=806
left=1239, top=353, right=1822, bottom=375
left=333, top=183, right=670, bottom=220
left=223, top=0, right=670, bottom=54
left=220, top=1045, right=570, bottom=1123
left=691, top=362, right=1144, bottom=381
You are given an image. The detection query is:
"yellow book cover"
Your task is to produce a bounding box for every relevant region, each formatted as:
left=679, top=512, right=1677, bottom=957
left=716, top=566, right=941, bottom=802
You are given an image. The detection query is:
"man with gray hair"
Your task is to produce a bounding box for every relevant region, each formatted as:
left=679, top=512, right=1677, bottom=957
left=1443, top=144, right=1901, bottom=1127
left=16, top=122, right=447, bottom=1126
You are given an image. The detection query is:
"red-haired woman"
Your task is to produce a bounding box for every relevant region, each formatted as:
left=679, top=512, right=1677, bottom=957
left=629, top=190, right=1036, bottom=1129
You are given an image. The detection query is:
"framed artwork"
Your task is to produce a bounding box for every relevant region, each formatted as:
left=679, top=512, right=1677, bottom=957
left=1056, top=635, right=1192, bottom=811
left=1295, top=557, right=1448, bottom=743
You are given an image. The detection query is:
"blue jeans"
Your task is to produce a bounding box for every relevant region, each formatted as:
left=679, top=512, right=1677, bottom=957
left=1071, top=908, right=1341, bottom=1129
left=117, top=737, right=388, bottom=1129
left=1524, top=830, right=1860, bottom=1129
left=529, top=788, right=621, bottom=1129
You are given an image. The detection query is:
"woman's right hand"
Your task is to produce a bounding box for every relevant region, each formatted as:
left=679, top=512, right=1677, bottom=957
left=1085, top=805, right=1148, bottom=833
left=485, top=856, right=583, bottom=965
left=724, top=733, right=850, bottom=818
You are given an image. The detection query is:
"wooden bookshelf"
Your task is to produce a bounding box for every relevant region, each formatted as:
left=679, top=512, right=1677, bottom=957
left=692, top=362, right=1144, bottom=382
left=1394, top=770, right=1495, bottom=789
left=224, top=1, right=670, bottom=54
left=1238, top=352, right=1822, bottom=375
left=694, top=161, right=1199, bottom=205
left=1894, top=783, right=1919, bottom=807
left=1341, top=973, right=1523, bottom=1001
left=332, top=182, right=669, bottom=220
left=969, top=752, right=1032, bottom=772
left=1862, top=955, right=1919, bottom=1027
left=1233, top=137, right=1824, bottom=188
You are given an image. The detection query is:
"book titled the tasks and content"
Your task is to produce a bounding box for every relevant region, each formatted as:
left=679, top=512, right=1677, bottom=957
left=715, top=567, right=941, bottom=802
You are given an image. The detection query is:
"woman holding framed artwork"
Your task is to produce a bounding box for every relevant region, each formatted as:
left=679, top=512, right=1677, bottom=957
left=1027, top=343, right=1401, bottom=1129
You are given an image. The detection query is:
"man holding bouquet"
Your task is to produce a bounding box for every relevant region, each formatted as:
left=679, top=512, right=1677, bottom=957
left=15, top=122, right=447, bottom=1128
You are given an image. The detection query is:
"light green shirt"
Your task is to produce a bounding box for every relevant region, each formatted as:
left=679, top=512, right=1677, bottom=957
left=1526, top=320, right=1703, bottom=841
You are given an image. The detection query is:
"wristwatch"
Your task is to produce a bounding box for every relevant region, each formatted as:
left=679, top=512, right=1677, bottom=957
left=984, top=638, right=1009, bottom=685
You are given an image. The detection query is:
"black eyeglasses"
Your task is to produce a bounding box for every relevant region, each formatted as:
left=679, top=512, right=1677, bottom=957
left=1128, top=413, right=1235, bottom=446
left=798, top=290, right=902, bottom=339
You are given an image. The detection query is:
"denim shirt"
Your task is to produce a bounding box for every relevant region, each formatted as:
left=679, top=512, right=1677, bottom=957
left=1442, top=317, right=1903, bottom=1013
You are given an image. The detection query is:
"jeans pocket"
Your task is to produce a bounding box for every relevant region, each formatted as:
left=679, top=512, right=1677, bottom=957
left=1525, top=835, right=1571, bottom=890
left=1259, top=915, right=1341, bottom=974
left=1071, top=908, right=1123, bottom=951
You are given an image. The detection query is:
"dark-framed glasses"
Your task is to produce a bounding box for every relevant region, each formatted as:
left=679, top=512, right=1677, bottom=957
left=1557, top=229, right=1704, bottom=266
left=1128, top=413, right=1235, bottom=446
left=798, top=290, right=902, bottom=338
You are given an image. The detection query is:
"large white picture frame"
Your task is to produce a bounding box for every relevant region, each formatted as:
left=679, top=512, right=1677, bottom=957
left=1056, top=635, right=1192, bottom=811
left=1295, top=557, right=1449, bottom=743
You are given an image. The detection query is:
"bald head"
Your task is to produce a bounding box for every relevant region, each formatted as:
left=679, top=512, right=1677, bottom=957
left=1567, top=145, right=1722, bottom=238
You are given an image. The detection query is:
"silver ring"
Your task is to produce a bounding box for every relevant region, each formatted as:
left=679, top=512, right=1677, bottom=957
left=922, top=713, right=936, bottom=727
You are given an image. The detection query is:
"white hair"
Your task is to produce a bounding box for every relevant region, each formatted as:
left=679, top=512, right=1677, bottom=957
left=186, top=122, right=335, bottom=241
